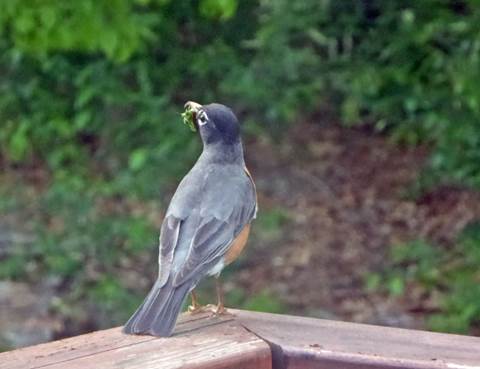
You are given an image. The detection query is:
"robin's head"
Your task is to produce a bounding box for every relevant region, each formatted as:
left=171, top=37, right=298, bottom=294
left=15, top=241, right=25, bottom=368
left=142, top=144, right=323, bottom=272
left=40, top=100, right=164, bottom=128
left=184, top=101, right=240, bottom=146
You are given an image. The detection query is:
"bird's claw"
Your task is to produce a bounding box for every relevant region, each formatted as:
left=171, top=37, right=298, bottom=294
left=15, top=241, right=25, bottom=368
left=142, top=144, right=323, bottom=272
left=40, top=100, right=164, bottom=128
left=187, top=304, right=206, bottom=315
left=205, top=303, right=227, bottom=316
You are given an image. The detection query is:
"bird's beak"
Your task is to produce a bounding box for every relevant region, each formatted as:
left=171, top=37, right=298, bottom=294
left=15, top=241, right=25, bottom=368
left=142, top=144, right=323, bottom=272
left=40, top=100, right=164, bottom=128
left=184, top=101, right=202, bottom=118
left=182, top=101, right=203, bottom=132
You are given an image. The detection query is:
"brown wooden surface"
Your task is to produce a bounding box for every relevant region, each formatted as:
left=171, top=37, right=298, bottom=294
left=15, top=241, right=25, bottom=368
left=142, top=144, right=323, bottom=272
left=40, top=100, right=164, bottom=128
left=2, top=309, right=480, bottom=369
left=234, top=309, right=480, bottom=369
left=0, top=312, right=271, bottom=369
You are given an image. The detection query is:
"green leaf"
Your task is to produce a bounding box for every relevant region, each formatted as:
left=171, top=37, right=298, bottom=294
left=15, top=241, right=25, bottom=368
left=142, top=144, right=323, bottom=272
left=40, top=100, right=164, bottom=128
left=199, top=0, right=238, bottom=20
left=9, top=123, right=29, bottom=161
left=129, top=149, right=148, bottom=171
left=74, top=111, right=92, bottom=129
left=387, top=276, right=405, bottom=296
left=364, top=273, right=381, bottom=292
left=242, top=290, right=286, bottom=314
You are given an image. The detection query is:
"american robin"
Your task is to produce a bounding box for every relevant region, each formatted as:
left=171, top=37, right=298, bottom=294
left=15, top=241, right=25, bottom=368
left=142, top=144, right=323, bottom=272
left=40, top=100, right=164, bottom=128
left=123, top=102, right=257, bottom=337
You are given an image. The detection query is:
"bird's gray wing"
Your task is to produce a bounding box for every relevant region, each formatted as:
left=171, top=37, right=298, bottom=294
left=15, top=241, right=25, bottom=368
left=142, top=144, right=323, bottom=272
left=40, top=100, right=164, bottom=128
left=157, top=215, right=182, bottom=288
left=170, top=171, right=256, bottom=287
left=155, top=164, right=206, bottom=288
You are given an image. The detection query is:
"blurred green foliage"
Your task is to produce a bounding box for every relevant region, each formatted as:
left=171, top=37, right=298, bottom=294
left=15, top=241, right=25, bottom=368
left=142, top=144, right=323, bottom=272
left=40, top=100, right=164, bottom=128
left=3, top=1, right=480, bottom=186
left=1, top=0, right=480, bottom=333
left=367, top=223, right=480, bottom=334
left=254, top=207, right=291, bottom=243
left=331, top=1, right=480, bottom=187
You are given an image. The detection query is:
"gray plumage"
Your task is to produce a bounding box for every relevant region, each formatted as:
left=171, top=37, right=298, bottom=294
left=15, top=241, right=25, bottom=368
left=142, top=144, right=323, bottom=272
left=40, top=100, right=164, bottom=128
left=123, top=103, right=256, bottom=337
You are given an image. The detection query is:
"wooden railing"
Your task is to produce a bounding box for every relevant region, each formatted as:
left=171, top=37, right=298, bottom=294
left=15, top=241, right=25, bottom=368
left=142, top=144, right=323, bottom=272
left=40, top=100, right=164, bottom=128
left=1, top=309, right=479, bottom=368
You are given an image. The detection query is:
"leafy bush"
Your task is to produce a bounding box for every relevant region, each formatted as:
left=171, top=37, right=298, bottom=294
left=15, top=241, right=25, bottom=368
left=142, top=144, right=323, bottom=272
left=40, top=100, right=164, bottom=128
left=330, top=1, right=480, bottom=187
left=3, top=1, right=480, bottom=185
left=370, top=223, right=480, bottom=333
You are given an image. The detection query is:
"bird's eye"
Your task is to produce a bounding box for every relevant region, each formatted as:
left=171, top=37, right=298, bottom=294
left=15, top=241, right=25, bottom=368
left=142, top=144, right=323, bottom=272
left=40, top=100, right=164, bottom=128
left=197, top=111, right=208, bottom=126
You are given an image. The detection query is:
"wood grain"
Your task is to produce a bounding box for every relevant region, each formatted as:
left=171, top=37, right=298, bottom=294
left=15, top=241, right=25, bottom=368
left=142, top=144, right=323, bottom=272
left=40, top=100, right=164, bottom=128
left=3, top=309, right=480, bottom=369
left=0, top=311, right=271, bottom=369
left=234, top=310, right=480, bottom=369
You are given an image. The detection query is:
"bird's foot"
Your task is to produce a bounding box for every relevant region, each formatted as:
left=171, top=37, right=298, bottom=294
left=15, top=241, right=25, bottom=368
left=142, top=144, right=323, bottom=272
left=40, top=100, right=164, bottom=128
left=206, top=303, right=228, bottom=316
left=187, top=304, right=207, bottom=315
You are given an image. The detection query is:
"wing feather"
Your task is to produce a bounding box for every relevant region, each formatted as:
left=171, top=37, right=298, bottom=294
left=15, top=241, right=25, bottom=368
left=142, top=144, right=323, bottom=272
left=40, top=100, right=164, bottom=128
left=172, top=216, right=235, bottom=286
left=157, top=215, right=181, bottom=287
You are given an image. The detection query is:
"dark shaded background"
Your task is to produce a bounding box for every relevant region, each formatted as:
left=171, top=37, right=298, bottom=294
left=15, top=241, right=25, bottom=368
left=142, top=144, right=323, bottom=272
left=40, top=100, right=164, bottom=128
left=1, top=0, right=480, bottom=350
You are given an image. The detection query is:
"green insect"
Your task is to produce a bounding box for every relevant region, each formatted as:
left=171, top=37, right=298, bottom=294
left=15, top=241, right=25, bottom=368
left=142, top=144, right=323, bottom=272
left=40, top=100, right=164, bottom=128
left=181, top=106, right=197, bottom=132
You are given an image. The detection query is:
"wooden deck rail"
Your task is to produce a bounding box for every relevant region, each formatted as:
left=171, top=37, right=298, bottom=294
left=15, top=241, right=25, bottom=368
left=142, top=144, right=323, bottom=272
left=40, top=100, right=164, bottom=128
left=1, top=309, right=480, bottom=369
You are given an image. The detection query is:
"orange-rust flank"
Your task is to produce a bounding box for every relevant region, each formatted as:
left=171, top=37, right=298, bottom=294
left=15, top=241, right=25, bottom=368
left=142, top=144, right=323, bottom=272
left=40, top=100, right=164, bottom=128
left=224, top=167, right=256, bottom=266
left=225, top=223, right=251, bottom=265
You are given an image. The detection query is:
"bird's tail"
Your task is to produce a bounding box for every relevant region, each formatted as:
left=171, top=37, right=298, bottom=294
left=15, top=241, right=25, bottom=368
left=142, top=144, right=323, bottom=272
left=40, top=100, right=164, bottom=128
left=123, top=277, right=191, bottom=337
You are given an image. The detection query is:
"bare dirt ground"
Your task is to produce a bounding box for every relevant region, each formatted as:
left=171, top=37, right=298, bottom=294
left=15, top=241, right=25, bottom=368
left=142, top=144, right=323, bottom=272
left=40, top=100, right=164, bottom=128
left=236, top=120, right=480, bottom=330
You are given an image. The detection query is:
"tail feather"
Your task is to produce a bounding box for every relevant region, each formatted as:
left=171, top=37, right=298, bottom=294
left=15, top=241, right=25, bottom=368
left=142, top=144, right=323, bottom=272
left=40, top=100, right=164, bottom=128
left=123, top=277, right=191, bottom=337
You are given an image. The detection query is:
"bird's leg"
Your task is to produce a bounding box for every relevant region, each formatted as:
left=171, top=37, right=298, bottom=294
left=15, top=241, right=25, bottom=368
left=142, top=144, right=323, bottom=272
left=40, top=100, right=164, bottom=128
left=188, top=290, right=205, bottom=314
left=211, top=278, right=227, bottom=315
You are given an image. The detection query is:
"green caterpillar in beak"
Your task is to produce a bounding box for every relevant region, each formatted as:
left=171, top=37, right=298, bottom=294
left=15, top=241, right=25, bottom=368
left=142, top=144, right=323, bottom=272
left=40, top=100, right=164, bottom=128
left=181, top=106, right=197, bottom=132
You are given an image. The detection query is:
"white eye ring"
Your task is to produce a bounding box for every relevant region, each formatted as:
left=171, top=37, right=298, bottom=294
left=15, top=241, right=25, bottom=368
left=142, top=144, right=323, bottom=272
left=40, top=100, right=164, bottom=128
left=197, top=111, right=209, bottom=126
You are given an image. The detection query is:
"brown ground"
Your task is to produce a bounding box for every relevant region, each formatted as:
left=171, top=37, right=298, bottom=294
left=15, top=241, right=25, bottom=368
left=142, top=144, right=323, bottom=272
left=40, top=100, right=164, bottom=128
left=235, top=120, right=480, bottom=329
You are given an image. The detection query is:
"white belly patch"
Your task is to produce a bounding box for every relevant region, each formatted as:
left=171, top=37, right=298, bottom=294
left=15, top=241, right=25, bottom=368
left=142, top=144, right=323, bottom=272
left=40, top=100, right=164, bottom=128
left=208, top=258, right=225, bottom=277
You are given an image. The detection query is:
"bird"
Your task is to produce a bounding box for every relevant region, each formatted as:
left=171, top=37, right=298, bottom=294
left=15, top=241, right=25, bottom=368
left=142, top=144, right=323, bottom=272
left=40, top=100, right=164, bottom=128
left=123, top=101, right=257, bottom=337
